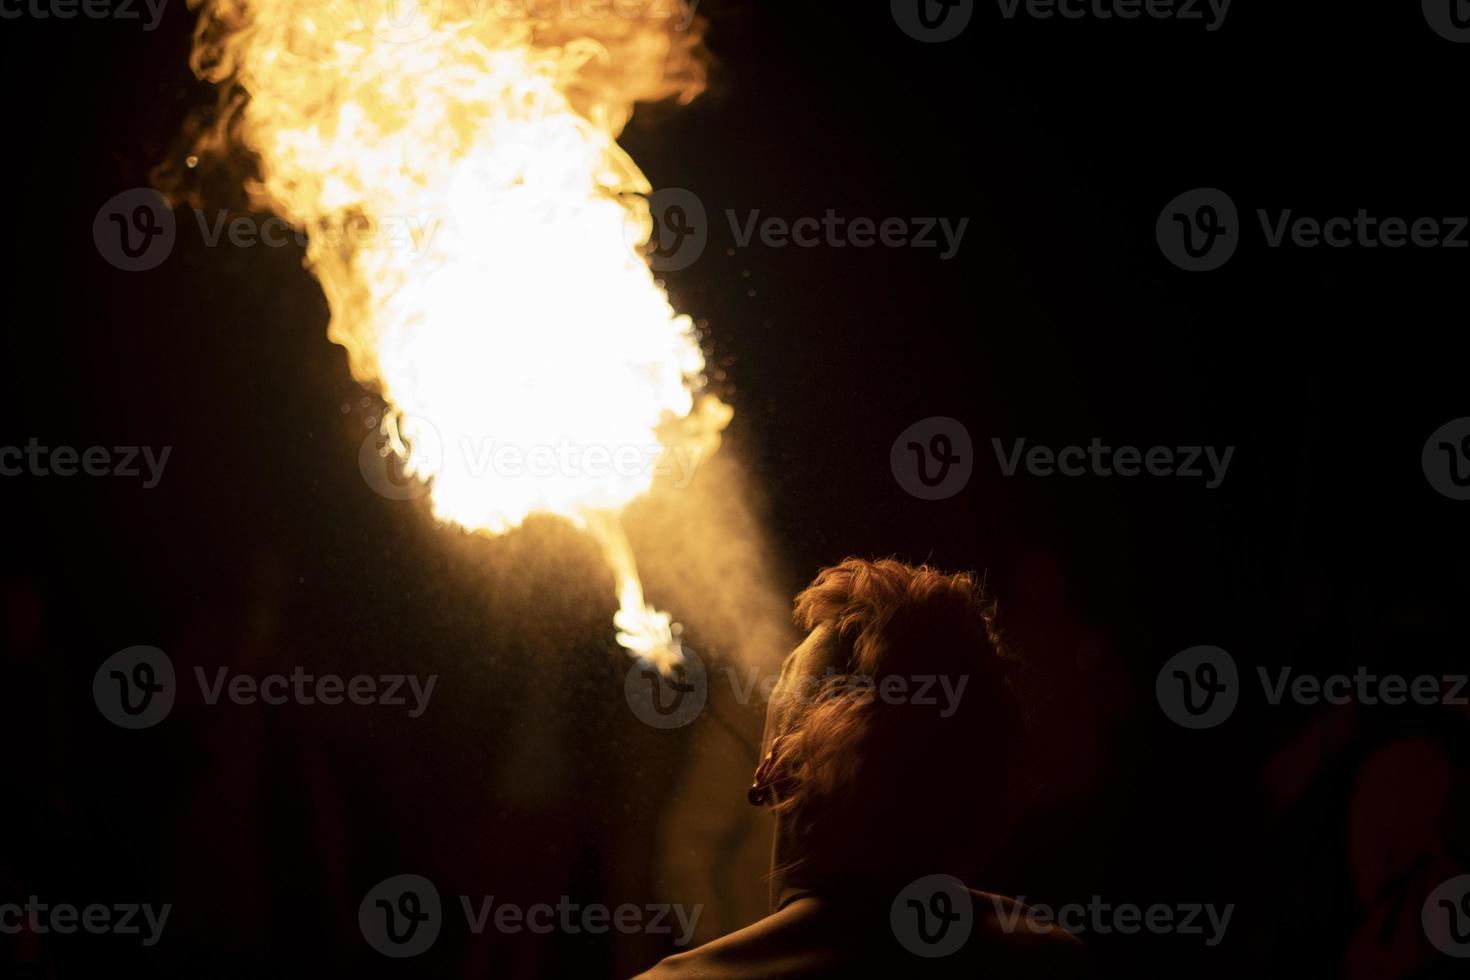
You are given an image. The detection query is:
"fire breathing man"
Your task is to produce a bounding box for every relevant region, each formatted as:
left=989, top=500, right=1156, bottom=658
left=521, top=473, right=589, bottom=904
left=637, top=557, right=1090, bottom=978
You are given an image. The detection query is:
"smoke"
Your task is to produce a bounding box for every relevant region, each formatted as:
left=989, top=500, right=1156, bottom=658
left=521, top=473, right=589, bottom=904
left=627, top=448, right=796, bottom=674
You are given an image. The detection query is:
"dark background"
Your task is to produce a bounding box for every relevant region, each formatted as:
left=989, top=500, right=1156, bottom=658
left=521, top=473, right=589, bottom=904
left=3, top=0, right=1469, bottom=976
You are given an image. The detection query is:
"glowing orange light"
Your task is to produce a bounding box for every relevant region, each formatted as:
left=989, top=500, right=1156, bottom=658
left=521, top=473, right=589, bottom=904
left=184, top=0, right=723, bottom=667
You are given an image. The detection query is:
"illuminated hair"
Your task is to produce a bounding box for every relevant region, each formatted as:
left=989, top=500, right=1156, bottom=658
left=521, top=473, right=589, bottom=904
left=771, top=558, right=1022, bottom=879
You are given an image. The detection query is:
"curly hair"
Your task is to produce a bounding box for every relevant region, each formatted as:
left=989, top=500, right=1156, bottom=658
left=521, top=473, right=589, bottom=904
left=768, top=558, right=1023, bottom=880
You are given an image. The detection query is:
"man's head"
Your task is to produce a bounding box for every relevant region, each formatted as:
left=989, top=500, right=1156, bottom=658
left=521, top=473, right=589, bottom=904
left=751, top=558, right=1024, bottom=886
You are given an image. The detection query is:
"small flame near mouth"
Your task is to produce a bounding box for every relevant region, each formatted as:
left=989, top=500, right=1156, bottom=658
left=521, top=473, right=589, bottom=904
left=177, top=0, right=725, bottom=665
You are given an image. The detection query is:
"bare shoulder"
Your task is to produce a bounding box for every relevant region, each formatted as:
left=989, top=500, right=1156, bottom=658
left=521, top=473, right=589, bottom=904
left=971, top=890, right=1092, bottom=978
left=634, top=889, right=1092, bottom=979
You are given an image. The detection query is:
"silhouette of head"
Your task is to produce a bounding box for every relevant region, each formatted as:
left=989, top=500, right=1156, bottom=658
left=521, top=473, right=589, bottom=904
left=750, top=558, right=1024, bottom=887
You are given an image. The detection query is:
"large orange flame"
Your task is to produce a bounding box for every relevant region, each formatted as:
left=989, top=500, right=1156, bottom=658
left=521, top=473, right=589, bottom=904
left=183, top=0, right=725, bottom=666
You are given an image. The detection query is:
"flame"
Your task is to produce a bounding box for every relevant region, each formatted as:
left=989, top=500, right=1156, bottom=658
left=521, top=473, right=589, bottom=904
left=183, top=0, right=723, bottom=664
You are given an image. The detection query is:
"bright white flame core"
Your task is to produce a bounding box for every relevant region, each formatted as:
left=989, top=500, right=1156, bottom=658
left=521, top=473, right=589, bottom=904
left=380, top=116, right=705, bottom=533
left=186, top=2, right=722, bottom=660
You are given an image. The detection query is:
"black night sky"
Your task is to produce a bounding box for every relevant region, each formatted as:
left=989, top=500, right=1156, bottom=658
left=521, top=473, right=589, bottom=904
left=3, top=1, right=1469, bottom=977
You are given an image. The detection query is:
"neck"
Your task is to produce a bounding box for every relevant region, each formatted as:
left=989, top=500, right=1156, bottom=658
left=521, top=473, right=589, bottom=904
left=767, top=813, right=976, bottom=912
left=768, top=813, right=798, bottom=911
